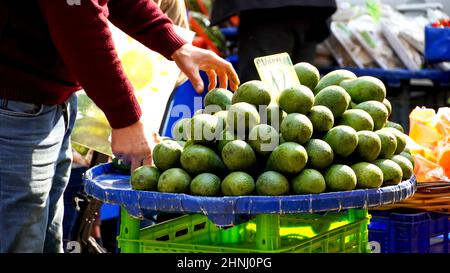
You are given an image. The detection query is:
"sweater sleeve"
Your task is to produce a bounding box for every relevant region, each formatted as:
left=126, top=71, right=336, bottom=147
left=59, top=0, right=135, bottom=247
left=107, top=0, right=188, bottom=60
left=38, top=0, right=141, bottom=129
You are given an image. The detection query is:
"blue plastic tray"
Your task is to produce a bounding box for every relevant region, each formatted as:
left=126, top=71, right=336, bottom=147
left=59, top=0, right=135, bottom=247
left=83, top=163, right=417, bottom=226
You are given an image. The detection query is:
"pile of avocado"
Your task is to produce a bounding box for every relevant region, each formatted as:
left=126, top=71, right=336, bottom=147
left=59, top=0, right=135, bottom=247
left=127, top=62, right=414, bottom=197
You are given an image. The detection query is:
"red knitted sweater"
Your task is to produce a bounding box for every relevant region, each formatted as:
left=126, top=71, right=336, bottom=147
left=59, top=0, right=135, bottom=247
left=0, top=0, right=187, bottom=128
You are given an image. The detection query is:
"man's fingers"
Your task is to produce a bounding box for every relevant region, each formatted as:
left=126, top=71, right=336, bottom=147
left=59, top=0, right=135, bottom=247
left=225, top=63, right=240, bottom=91
left=217, top=68, right=228, bottom=89
left=131, top=159, right=142, bottom=172
left=152, top=131, right=162, bottom=144
left=115, top=153, right=131, bottom=165
left=211, top=55, right=238, bottom=91
left=130, top=152, right=152, bottom=171
left=142, top=154, right=153, bottom=166
left=218, top=60, right=239, bottom=91
left=184, top=68, right=204, bottom=93
left=230, top=77, right=240, bottom=92
left=206, top=70, right=217, bottom=91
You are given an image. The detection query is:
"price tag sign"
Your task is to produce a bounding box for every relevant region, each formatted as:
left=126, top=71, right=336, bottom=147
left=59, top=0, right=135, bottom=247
left=254, top=53, right=300, bottom=96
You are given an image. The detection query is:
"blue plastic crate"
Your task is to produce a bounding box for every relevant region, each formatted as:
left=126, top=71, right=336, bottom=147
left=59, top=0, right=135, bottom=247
left=425, top=25, right=450, bottom=63
left=368, top=210, right=449, bottom=253
left=160, top=72, right=209, bottom=137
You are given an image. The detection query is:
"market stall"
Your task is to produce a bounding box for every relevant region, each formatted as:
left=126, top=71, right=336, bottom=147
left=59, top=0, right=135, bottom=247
left=72, top=0, right=450, bottom=254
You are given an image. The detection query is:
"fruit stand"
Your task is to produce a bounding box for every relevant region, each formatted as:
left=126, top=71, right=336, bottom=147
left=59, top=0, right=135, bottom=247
left=76, top=1, right=449, bottom=254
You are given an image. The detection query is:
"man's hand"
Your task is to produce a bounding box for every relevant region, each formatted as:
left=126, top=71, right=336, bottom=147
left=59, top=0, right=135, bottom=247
left=111, top=120, right=161, bottom=171
left=171, top=43, right=240, bottom=93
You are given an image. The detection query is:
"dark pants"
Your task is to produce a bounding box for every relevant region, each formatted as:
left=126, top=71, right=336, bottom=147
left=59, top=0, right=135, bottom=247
left=237, top=7, right=331, bottom=82
left=62, top=166, right=88, bottom=244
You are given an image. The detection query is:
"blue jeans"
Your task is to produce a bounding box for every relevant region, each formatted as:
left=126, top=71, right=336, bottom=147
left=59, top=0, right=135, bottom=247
left=0, top=95, right=77, bottom=253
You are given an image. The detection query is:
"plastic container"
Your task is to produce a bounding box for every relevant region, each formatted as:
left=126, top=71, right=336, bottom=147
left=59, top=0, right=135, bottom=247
left=117, top=209, right=371, bottom=253
left=368, top=210, right=449, bottom=253
left=425, top=25, right=450, bottom=63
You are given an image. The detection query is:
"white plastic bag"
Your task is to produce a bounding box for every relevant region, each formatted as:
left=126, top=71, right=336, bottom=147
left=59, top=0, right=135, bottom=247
left=330, top=21, right=376, bottom=68
left=380, top=19, right=422, bottom=70
left=324, top=34, right=357, bottom=67
left=348, top=15, right=403, bottom=69
left=379, top=6, right=423, bottom=70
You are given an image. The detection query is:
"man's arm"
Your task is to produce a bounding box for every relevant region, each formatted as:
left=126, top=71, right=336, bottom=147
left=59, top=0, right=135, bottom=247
left=39, top=0, right=160, bottom=169
left=108, top=0, right=187, bottom=60
left=39, top=0, right=141, bottom=129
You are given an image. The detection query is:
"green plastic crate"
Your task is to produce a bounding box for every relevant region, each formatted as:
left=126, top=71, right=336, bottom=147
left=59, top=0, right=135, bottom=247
left=117, top=209, right=371, bottom=253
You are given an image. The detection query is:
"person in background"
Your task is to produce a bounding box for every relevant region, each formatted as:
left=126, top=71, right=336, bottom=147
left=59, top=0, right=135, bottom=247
left=210, top=0, right=337, bottom=82
left=154, top=0, right=190, bottom=29
left=153, top=0, right=191, bottom=87
left=0, top=0, right=238, bottom=253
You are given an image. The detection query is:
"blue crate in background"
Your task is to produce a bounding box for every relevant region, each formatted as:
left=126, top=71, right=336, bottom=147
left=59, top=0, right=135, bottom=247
left=425, top=25, right=450, bottom=63
left=161, top=72, right=209, bottom=138
left=161, top=57, right=238, bottom=138
left=368, top=210, right=449, bottom=253
left=220, top=27, right=238, bottom=39
left=226, top=54, right=238, bottom=68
